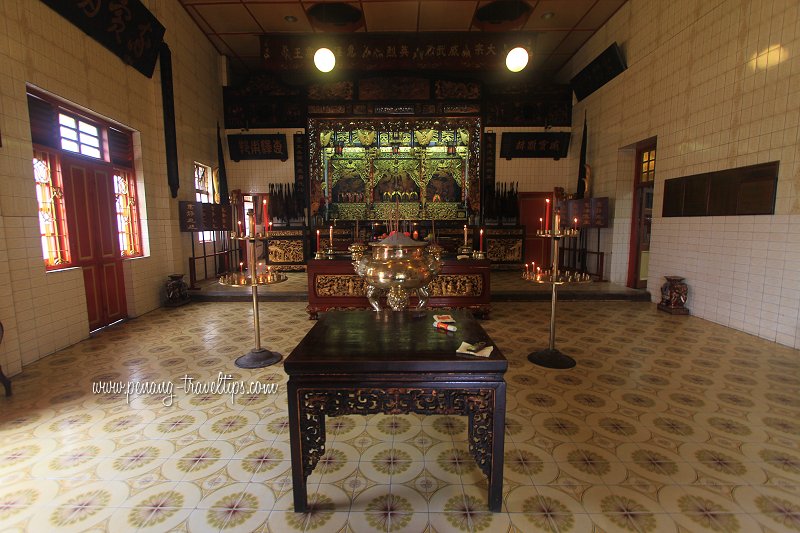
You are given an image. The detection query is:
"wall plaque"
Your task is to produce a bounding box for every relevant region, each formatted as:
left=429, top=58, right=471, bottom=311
left=500, top=132, right=570, bottom=159
left=227, top=134, right=288, bottom=161
left=570, top=42, right=627, bottom=102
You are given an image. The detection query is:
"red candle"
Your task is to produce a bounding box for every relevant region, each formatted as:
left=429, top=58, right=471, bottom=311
left=545, top=199, right=551, bottom=231
left=463, top=225, right=468, bottom=246
left=237, top=220, right=242, bottom=236
left=479, top=229, right=484, bottom=252
left=316, top=229, right=320, bottom=250
left=239, top=261, right=243, bottom=274
left=262, top=198, right=268, bottom=227
left=573, top=217, right=578, bottom=230
left=539, top=217, right=543, bottom=232
left=329, top=225, right=333, bottom=246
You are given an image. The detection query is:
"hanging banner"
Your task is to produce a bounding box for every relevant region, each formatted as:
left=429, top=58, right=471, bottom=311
left=499, top=132, right=570, bottom=159
left=227, top=134, right=289, bottom=161
left=40, top=0, right=165, bottom=77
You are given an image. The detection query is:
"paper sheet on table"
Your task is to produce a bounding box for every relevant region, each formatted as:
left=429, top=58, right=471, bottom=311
left=456, top=342, right=493, bottom=357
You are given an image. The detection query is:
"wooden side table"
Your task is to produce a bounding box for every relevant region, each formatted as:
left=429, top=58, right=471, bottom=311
left=285, top=310, right=507, bottom=512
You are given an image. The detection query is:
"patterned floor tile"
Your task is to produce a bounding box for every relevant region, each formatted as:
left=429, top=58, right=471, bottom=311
left=0, top=300, right=798, bottom=531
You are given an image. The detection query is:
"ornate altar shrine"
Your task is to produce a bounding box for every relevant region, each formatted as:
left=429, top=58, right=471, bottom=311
left=307, top=117, right=481, bottom=232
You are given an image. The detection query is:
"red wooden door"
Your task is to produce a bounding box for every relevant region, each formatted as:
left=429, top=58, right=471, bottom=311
left=518, top=192, right=553, bottom=269
left=61, top=156, right=127, bottom=330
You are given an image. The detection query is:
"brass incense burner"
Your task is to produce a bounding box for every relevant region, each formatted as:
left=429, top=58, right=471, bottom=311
left=354, top=232, right=441, bottom=311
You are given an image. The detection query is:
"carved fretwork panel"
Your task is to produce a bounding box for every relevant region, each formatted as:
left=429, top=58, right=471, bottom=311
left=297, top=387, right=495, bottom=480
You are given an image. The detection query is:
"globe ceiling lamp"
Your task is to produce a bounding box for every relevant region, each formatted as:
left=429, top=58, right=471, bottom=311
left=506, top=46, right=529, bottom=72
left=314, top=47, right=336, bottom=73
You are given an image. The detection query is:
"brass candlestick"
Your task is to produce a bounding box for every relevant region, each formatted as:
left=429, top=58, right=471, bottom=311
left=524, top=228, right=590, bottom=370
left=220, top=232, right=287, bottom=368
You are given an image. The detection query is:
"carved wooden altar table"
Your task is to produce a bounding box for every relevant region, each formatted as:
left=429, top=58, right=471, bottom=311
left=285, top=309, right=508, bottom=512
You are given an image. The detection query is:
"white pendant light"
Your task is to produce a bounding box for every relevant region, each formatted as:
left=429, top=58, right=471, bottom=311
left=314, top=48, right=336, bottom=73
left=506, top=47, right=529, bottom=72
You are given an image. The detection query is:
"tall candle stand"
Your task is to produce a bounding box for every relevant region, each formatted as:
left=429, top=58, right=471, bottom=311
left=526, top=226, right=591, bottom=369
left=220, top=232, right=288, bottom=368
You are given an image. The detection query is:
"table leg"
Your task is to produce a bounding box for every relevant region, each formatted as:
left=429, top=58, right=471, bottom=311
left=466, top=384, right=506, bottom=512
left=287, top=382, right=308, bottom=512
left=489, top=382, right=506, bottom=512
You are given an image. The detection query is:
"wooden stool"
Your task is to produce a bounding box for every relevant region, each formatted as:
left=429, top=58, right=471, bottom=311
left=0, top=321, right=11, bottom=396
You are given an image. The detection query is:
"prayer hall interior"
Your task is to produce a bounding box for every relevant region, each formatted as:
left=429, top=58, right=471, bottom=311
left=0, top=1, right=799, bottom=531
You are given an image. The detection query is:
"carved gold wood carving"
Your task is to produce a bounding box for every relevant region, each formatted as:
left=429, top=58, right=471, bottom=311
left=424, top=202, right=460, bottom=220
left=268, top=239, right=304, bottom=263
left=485, top=229, right=524, bottom=236
left=297, top=387, right=495, bottom=480
left=266, top=230, right=305, bottom=237
left=428, top=275, right=483, bottom=297
left=423, top=157, right=463, bottom=187
left=336, top=204, right=368, bottom=220
left=487, top=238, right=523, bottom=262
left=414, top=129, right=436, bottom=146
left=329, top=157, right=370, bottom=188
left=315, top=275, right=368, bottom=297
left=308, top=117, right=481, bottom=217
left=371, top=202, right=423, bottom=220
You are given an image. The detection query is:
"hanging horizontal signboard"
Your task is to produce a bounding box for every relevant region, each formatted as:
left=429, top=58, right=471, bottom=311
left=40, top=0, right=165, bottom=77
left=499, top=132, right=571, bottom=159
left=178, top=202, right=232, bottom=232
left=261, top=33, right=535, bottom=71
left=227, top=134, right=289, bottom=161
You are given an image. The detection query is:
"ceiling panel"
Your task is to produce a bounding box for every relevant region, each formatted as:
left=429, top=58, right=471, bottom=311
left=193, top=4, right=263, bottom=34
left=532, top=30, right=570, bottom=55
left=249, top=4, right=314, bottom=32
left=362, top=2, right=420, bottom=32
left=418, top=1, right=478, bottom=31
left=581, top=0, right=627, bottom=28
left=527, top=0, right=597, bottom=30
left=179, top=0, right=628, bottom=77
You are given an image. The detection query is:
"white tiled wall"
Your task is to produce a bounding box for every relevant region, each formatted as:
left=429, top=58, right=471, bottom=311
left=559, top=0, right=800, bottom=348
left=0, top=0, right=224, bottom=373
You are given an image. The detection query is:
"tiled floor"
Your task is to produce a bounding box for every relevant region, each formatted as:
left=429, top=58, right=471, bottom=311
left=1, top=300, right=799, bottom=532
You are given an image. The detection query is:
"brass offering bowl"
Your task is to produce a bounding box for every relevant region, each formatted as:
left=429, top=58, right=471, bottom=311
left=354, top=232, right=441, bottom=311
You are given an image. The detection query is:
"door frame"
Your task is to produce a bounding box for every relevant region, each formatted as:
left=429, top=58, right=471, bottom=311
left=626, top=138, right=657, bottom=289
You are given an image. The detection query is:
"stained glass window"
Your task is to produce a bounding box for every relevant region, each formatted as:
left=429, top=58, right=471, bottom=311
left=194, top=162, right=215, bottom=242
left=113, top=170, right=141, bottom=257
left=33, top=150, right=70, bottom=268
